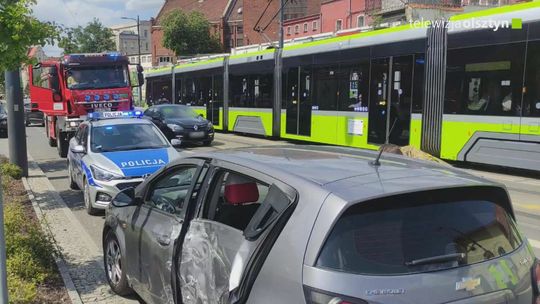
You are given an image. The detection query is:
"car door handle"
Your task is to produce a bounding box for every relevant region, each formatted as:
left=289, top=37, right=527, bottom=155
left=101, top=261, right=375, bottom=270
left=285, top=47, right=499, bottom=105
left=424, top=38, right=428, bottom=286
left=154, top=233, right=171, bottom=246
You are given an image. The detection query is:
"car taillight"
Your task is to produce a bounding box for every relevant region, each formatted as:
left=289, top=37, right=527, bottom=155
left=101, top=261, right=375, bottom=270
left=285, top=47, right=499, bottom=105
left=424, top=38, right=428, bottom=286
left=533, top=259, right=540, bottom=304
left=304, top=286, right=367, bottom=304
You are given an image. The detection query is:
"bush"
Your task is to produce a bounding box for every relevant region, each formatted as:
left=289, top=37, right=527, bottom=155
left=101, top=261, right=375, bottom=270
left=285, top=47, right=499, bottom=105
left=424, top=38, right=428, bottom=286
left=7, top=273, right=37, bottom=304
left=1, top=169, right=61, bottom=303
left=1, top=162, right=23, bottom=180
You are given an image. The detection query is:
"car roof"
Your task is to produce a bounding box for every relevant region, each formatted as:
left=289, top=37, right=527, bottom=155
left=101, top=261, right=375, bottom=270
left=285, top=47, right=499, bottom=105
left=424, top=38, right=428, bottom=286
left=89, top=117, right=153, bottom=127
left=186, top=145, right=498, bottom=201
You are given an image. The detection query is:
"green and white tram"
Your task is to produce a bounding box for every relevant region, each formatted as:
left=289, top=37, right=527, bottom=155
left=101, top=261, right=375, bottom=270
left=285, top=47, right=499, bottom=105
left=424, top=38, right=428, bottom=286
left=145, top=1, right=540, bottom=171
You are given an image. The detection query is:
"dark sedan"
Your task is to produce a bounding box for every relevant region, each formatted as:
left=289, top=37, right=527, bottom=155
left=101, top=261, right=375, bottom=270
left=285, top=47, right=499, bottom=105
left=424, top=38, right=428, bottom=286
left=24, top=99, right=44, bottom=126
left=0, top=103, right=7, bottom=137
left=144, top=104, right=214, bottom=146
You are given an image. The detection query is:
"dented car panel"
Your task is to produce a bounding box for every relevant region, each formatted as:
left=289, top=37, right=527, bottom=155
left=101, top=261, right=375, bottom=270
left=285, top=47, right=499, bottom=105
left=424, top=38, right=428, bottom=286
left=103, top=146, right=537, bottom=304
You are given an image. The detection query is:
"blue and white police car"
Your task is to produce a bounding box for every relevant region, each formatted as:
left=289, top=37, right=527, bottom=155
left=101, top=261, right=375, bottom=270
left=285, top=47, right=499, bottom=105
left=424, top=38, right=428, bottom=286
left=67, top=111, right=181, bottom=215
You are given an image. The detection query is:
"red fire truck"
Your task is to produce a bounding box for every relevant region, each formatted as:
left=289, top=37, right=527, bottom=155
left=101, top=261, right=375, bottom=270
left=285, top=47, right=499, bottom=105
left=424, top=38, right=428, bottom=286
left=28, top=52, right=143, bottom=157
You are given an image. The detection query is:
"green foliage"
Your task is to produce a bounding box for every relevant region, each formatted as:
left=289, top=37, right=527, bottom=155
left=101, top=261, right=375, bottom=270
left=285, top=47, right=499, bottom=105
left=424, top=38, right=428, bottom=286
left=59, top=18, right=115, bottom=54
left=1, top=163, right=60, bottom=303
left=0, top=0, right=58, bottom=71
left=7, top=273, right=37, bottom=304
left=162, top=10, right=222, bottom=56
left=0, top=162, right=23, bottom=180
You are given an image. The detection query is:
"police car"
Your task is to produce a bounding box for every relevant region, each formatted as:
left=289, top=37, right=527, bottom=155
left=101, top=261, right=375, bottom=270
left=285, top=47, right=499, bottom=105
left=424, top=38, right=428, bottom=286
left=67, top=111, right=180, bottom=215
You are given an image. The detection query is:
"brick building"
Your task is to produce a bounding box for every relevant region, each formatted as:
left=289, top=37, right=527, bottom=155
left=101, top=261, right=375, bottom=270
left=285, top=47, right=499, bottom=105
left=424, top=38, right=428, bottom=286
left=151, top=0, right=321, bottom=66
left=285, top=0, right=367, bottom=40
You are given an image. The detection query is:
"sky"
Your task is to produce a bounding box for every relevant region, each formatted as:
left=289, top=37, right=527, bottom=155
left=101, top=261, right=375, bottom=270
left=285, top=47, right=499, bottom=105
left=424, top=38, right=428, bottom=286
left=32, top=0, right=165, bottom=56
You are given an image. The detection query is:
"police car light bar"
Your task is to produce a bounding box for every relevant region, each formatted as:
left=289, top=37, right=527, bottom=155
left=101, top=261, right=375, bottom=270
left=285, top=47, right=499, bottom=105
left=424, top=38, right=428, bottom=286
left=88, top=111, right=143, bottom=120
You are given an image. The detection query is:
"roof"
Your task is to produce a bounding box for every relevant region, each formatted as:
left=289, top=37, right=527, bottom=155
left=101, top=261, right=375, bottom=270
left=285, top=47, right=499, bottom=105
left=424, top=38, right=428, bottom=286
left=187, top=146, right=496, bottom=200
left=155, top=0, right=230, bottom=24
left=89, top=118, right=152, bottom=127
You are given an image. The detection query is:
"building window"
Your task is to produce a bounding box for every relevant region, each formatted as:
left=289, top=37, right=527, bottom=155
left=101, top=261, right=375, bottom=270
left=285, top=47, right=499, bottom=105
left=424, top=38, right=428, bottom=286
left=237, top=26, right=243, bottom=34
left=313, top=21, right=318, bottom=31
left=287, top=26, right=291, bottom=35
left=237, top=38, right=244, bottom=47
left=357, top=15, right=365, bottom=27
left=159, top=57, right=171, bottom=63
left=144, top=30, right=148, bottom=38
left=303, top=23, right=308, bottom=32
left=295, top=25, right=299, bottom=34
left=336, top=19, right=343, bottom=31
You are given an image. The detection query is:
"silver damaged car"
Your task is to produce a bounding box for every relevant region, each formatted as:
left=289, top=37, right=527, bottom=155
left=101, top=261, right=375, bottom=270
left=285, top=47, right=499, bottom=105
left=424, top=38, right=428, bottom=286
left=103, top=146, right=539, bottom=304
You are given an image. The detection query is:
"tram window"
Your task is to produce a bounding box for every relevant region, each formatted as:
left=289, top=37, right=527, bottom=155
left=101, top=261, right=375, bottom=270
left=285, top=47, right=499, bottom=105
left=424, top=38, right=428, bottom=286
left=445, top=43, right=525, bottom=116
left=175, top=78, right=182, bottom=104
left=412, top=54, right=425, bottom=113
left=213, top=75, right=223, bottom=103
left=229, top=73, right=273, bottom=108
left=197, top=76, right=212, bottom=106
left=313, top=66, right=338, bottom=111
left=337, top=62, right=370, bottom=112
left=182, top=78, right=197, bottom=105
left=524, top=41, right=540, bottom=117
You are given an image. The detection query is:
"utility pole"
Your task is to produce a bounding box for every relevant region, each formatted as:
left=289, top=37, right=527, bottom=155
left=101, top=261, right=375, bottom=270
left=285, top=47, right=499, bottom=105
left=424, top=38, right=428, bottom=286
left=136, top=15, right=142, bottom=106
left=6, top=70, right=28, bottom=177
left=122, top=15, right=143, bottom=105
left=272, top=0, right=285, bottom=138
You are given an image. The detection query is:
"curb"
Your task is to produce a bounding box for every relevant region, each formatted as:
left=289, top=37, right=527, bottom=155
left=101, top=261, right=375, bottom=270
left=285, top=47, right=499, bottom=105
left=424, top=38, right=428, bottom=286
left=22, top=169, right=84, bottom=304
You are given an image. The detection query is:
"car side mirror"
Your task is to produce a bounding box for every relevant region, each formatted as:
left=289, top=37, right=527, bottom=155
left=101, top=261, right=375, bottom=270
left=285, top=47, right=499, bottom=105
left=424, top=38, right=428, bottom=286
left=171, top=139, right=182, bottom=147
left=111, top=187, right=140, bottom=208
left=71, top=145, right=85, bottom=154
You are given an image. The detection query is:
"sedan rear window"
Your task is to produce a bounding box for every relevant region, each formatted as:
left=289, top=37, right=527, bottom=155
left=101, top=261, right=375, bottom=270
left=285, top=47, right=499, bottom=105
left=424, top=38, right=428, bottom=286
left=316, top=187, right=522, bottom=275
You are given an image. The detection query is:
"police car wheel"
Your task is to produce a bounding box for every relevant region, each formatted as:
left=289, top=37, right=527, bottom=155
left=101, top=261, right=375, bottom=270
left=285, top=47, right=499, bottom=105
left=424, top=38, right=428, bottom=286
left=68, top=162, right=79, bottom=190
left=104, top=231, right=132, bottom=296
left=83, top=179, right=99, bottom=215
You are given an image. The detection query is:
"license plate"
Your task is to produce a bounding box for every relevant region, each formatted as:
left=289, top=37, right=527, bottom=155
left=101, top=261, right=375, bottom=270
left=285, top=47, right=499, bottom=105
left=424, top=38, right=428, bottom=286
left=190, top=131, right=205, bottom=138
left=95, top=108, right=112, bottom=113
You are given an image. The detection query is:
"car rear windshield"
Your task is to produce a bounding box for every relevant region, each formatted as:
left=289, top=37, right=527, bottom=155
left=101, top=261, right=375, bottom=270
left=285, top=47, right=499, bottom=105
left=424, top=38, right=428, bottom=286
left=160, top=106, right=198, bottom=119
left=316, top=187, right=523, bottom=275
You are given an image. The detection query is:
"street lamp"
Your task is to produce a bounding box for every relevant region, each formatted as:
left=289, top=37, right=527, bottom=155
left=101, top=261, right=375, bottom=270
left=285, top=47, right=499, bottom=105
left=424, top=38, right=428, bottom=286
left=121, top=15, right=142, bottom=105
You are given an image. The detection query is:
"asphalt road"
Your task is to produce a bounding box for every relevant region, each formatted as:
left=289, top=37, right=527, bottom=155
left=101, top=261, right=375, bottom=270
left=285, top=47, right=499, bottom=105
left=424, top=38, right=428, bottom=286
left=1, top=125, right=539, bottom=257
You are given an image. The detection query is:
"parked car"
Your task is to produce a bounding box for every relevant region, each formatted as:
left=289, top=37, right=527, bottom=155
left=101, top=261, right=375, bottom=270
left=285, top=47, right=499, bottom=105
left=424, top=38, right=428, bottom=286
left=0, top=103, right=7, bottom=137
left=103, top=145, right=538, bottom=304
left=24, top=98, right=44, bottom=126
left=67, top=111, right=180, bottom=215
left=143, top=104, right=214, bottom=146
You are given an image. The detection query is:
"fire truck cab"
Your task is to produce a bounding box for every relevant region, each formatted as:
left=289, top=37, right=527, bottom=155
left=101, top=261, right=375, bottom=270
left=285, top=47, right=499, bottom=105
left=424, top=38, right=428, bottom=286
left=29, top=52, right=143, bottom=157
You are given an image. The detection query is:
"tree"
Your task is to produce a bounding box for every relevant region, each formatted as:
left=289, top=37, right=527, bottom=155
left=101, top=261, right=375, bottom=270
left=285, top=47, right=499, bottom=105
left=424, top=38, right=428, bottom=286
left=0, top=0, right=58, bottom=71
left=162, top=10, right=222, bottom=56
left=59, top=18, right=115, bottom=54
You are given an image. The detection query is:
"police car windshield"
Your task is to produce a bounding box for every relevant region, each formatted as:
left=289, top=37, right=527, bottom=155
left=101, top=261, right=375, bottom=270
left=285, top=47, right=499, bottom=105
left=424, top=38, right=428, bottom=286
left=67, top=65, right=128, bottom=90
left=160, top=106, right=198, bottom=119
left=90, top=123, right=169, bottom=153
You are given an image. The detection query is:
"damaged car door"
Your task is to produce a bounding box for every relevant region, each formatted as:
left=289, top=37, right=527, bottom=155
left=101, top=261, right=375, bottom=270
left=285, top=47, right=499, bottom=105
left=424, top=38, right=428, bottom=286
left=135, top=159, right=206, bottom=304
left=178, top=162, right=296, bottom=304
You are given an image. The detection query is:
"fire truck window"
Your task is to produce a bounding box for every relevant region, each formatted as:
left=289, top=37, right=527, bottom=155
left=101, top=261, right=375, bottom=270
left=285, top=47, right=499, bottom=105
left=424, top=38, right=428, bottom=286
left=32, top=66, right=56, bottom=89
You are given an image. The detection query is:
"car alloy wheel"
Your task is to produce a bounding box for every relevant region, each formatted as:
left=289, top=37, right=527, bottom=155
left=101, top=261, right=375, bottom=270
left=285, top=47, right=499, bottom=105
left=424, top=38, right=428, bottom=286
left=106, top=238, right=122, bottom=287
left=83, top=181, right=98, bottom=215
left=68, top=162, right=79, bottom=190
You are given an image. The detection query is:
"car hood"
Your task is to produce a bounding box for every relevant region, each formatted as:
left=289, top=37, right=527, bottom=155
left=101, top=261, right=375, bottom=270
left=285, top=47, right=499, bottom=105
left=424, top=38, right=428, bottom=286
left=99, top=147, right=173, bottom=178
left=165, top=117, right=208, bottom=127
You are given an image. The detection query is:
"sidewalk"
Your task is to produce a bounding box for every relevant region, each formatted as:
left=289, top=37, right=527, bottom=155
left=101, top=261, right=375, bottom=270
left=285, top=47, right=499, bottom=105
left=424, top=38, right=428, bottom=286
left=22, top=157, right=139, bottom=304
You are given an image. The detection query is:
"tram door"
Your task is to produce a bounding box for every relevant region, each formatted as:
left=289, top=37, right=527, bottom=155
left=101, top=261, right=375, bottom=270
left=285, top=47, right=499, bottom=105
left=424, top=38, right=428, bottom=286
left=285, top=67, right=312, bottom=136
left=206, top=75, right=222, bottom=126
left=368, top=56, right=414, bottom=146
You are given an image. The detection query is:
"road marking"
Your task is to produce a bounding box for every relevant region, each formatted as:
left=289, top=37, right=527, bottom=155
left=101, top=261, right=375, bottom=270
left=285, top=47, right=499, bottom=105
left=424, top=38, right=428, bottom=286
left=513, top=202, right=540, bottom=211
left=529, top=239, right=540, bottom=249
